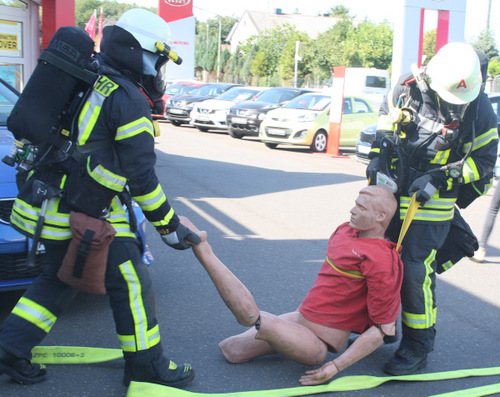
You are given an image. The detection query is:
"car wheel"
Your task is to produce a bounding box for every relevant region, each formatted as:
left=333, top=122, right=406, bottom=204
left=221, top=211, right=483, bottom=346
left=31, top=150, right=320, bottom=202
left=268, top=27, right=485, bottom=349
left=264, top=142, right=278, bottom=149
left=311, top=130, right=327, bottom=152
left=228, top=129, right=243, bottom=139
left=170, top=120, right=181, bottom=127
left=197, top=127, right=209, bottom=132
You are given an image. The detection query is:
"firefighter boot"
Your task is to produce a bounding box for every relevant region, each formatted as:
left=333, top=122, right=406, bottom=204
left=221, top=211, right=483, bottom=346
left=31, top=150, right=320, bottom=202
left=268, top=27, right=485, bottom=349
left=123, top=344, right=195, bottom=388
left=0, top=345, right=47, bottom=384
left=383, top=346, right=427, bottom=376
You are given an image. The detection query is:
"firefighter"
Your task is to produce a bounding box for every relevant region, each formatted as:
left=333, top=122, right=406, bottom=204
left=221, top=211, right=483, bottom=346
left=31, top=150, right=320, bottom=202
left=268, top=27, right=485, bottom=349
left=366, top=42, right=498, bottom=375
left=0, top=9, right=197, bottom=387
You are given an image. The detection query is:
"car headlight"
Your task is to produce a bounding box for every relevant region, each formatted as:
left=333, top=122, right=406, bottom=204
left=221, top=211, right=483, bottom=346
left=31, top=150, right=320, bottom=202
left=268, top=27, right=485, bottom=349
left=297, top=113, right=317, bottom=122
left=258, top=113, right=267, bottom=120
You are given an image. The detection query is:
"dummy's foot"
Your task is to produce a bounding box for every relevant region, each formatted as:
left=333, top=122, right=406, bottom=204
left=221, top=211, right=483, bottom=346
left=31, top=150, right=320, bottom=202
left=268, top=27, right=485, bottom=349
left=0, top=346, right=47, bottom=384
left=471, top=247, right=486, bottom=263
left=124, top=360, right=195, bottom=388
left=383, top=347, right=427, bottom=375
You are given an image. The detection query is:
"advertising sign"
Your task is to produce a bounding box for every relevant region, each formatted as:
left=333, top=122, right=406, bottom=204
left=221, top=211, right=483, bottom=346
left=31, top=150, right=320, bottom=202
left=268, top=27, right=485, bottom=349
left=159, top=0, right=195, bottom=81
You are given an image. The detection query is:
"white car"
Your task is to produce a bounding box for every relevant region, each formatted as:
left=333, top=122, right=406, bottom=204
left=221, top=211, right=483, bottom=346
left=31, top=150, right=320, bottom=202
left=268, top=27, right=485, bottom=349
left=191, top=86, right=262, bottom=132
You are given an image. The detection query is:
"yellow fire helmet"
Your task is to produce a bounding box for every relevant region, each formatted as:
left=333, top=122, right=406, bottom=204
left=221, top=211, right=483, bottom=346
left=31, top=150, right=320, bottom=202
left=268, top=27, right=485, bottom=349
left=426, top=42, right=482, bottom=105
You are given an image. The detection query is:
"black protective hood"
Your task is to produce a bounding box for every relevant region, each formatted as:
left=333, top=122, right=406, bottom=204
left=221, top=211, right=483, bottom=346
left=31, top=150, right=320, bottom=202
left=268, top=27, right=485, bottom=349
left=100, top=25, right=143, bottom=79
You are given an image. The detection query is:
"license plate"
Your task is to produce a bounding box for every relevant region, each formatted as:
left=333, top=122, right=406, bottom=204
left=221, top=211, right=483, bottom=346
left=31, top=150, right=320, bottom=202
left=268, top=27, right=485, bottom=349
left=195, top=115, right=209, bottom=120
left=169, top=108, right=184, bottom=114
left=357, top=143, right=371, bottom=154
left=231, top=117, right=247, bottom=124
left=267, top=128, right=286, bottom=136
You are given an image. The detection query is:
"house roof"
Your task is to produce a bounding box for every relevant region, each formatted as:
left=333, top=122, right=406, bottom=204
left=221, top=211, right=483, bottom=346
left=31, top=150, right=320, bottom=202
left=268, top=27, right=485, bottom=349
left=226, top=10, right=340, bottom=42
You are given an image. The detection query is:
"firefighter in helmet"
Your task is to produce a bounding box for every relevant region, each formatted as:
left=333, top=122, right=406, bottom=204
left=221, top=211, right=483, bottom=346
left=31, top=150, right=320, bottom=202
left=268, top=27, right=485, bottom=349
left=366, top=42, right=498, bottom=375
left=0, top=9, right=197, bottom=388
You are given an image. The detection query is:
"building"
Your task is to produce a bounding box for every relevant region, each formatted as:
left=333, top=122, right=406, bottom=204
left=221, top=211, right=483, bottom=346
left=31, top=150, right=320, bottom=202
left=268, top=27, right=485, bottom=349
left=226, top=9, right=339, bottom=52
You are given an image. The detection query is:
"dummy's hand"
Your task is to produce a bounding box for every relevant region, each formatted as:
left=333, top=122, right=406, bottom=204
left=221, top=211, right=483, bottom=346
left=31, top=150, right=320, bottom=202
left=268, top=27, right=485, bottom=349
left=161, top=222, right=201, bottom=250
left=299, top=360, right=340, bottom=386
left=408, top=171, right=448, bottom=204
left=366, top=156, right=379, bottom=185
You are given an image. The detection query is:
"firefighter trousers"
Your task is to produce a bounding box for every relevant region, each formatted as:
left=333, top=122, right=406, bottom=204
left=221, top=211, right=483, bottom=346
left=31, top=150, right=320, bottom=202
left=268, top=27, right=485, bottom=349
left=0, top=237, right=167, bottom=371
left=398, top=222, right=450, bottom=355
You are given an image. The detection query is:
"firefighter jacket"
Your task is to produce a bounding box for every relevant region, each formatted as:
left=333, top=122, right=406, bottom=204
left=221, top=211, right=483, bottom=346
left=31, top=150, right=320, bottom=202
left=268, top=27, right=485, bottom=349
left=10, top=54, right=179, bottom=242
left=369, top=72, right=498, bottom=223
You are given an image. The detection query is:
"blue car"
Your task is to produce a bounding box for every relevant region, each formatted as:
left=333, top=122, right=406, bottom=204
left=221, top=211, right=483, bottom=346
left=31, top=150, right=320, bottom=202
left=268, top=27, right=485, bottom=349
left=0, top=78, right=152, bottom=292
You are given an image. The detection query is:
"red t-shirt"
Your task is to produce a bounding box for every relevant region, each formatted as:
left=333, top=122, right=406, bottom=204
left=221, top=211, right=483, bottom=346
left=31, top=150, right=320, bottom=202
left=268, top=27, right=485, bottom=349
left=299, top=222, right=403, bottom=334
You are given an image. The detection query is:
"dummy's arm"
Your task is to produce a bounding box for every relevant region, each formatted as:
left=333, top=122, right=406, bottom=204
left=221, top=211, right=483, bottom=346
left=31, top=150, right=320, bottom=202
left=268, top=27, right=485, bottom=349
left=299, top=323, right=391, bottom=385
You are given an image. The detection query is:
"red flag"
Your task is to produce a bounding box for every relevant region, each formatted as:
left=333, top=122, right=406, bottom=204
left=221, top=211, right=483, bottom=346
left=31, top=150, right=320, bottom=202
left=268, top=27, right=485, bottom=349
left=84, top=9, right=96, bottom=40
left=96, top=7, right=104, bottom=52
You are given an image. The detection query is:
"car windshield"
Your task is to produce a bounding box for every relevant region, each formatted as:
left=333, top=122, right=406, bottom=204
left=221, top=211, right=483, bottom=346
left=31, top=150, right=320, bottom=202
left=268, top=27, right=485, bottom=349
left=192, top=84, right=234, bottom=96
left=217, top=88, right=259, bottom=101
left=0, top=81, right=19, bottom=126
left=165, top=83, right=199, bottom=96
left=255, top=88, right=306, bottom=104
left=284, top=94, right=330, bottom=111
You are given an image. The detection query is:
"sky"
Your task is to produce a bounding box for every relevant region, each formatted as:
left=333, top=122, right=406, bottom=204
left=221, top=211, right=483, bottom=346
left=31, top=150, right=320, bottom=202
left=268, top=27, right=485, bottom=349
left=118, top=0, right=500, bottom=44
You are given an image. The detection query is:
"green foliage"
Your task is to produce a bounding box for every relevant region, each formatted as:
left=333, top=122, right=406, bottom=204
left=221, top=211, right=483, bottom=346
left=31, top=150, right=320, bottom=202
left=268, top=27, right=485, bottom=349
left=75, top=0, right=156, bottom=30
left=489, top=57, right=500, bottom=78
left=196, top=16, right=237, bottom=44
left=277, top=32, right=312, bottom=81
left=422, top=29, right=436, bottom=65
left=250, top=51, right=269, bottom=77
left=472, top=30, right=499, bottom=59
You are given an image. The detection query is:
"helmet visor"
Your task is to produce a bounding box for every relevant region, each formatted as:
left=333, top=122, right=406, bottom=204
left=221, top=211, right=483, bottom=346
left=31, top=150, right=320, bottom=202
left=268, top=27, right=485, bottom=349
left=436, top=96, right=469, bottom=122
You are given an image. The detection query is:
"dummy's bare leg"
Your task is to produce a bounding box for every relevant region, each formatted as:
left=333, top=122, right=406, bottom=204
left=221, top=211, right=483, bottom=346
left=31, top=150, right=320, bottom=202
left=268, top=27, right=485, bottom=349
left=220, top=312, right=329, bottom=366
left=181, top=217, right=259, bottom=327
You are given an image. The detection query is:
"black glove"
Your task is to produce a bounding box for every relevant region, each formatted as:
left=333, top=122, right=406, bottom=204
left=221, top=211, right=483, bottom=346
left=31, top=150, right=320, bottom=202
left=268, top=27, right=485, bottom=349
left=408, top=171, right=448, bottom=204
left=161, top=223, right=201, bottom=250
left=366, top=156, right=380, bottom=185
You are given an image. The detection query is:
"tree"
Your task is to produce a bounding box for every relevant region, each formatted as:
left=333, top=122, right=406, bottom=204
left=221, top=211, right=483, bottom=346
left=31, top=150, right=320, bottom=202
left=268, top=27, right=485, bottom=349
left=472, top=29, right=499, bottom=59
left=277, top=32, right=312, bottom=81
left=422, top=29, right=436, bottom=65
left=489, top=57, right=500, bottom=78
left=75, top=0, right=156, bottom=30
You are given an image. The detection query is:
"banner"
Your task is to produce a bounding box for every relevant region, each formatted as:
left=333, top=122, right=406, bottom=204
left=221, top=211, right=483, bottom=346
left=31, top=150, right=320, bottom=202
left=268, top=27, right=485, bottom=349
left=158, top=0, right=195, bottom=80
left=96, top=7, right=103, bottom=52
left=84, top=9, right=96, bottom=40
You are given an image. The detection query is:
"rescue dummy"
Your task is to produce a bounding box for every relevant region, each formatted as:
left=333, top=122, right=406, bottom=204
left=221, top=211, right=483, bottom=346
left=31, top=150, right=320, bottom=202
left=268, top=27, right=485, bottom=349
left=181, top=185, right=403, bottom=385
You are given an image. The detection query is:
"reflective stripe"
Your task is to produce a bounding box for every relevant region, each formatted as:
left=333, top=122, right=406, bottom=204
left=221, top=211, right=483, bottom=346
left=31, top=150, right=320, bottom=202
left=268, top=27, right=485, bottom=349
left=11, top=199, right=72, bottom=240
left=133, top=184, right=166, bottom=211
left=119, top=260, right=149, bottom=351
left=462, top=127, right=498, bottom=153
left=430, top=149, right=450, bottom=165
left=12, top=297, right=57, bottom=333
left=440, top=260, right=454, bottom=272
left=400, top=196, right=455, bottom=222
left=116, top=117, right=154, bottom=141
left=402, top=250, right=437, bottom=329
left=78, top=90, right=105, bottom=145
left=118, top=324, right=161, bottom=352
left=462, top=157, right=480, bottom=184
left=326, top=256, right=364, bottom=279
left=150, top=207, right=175, bottom=227
left=78, top=76, right=119, bottom=145
left=87, top=158, right=127, bottom=192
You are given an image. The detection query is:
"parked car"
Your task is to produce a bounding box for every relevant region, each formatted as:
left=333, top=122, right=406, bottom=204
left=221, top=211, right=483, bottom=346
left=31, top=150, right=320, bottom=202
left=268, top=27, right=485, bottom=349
left=0, top=78, right=152, bottom=292
left=259, top=93, right=378, bottom=152
left=226, top=87, right=313, bottom=139
left=191, top=86, right=262, bottom=132
left=152, top=80, right=204, bottom=120
left=165, top=83, right=241, bottom=126
left=356, top=93, right=500, bottom=164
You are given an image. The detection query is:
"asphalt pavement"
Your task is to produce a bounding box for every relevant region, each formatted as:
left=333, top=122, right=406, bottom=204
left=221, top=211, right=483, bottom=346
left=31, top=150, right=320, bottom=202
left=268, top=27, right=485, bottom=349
left=1, top=122, right=500, bottom=397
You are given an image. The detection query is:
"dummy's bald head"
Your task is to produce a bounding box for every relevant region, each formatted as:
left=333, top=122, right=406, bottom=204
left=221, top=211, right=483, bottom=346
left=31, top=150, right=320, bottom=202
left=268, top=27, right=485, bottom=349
left=359, top=185, right=397, bottom=229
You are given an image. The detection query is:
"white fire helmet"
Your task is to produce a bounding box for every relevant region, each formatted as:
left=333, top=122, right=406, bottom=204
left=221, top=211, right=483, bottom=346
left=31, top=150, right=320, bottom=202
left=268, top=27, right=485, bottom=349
left=426, top=42, right=481, bottom=105
left=116, top=8, right=171, bottom=54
